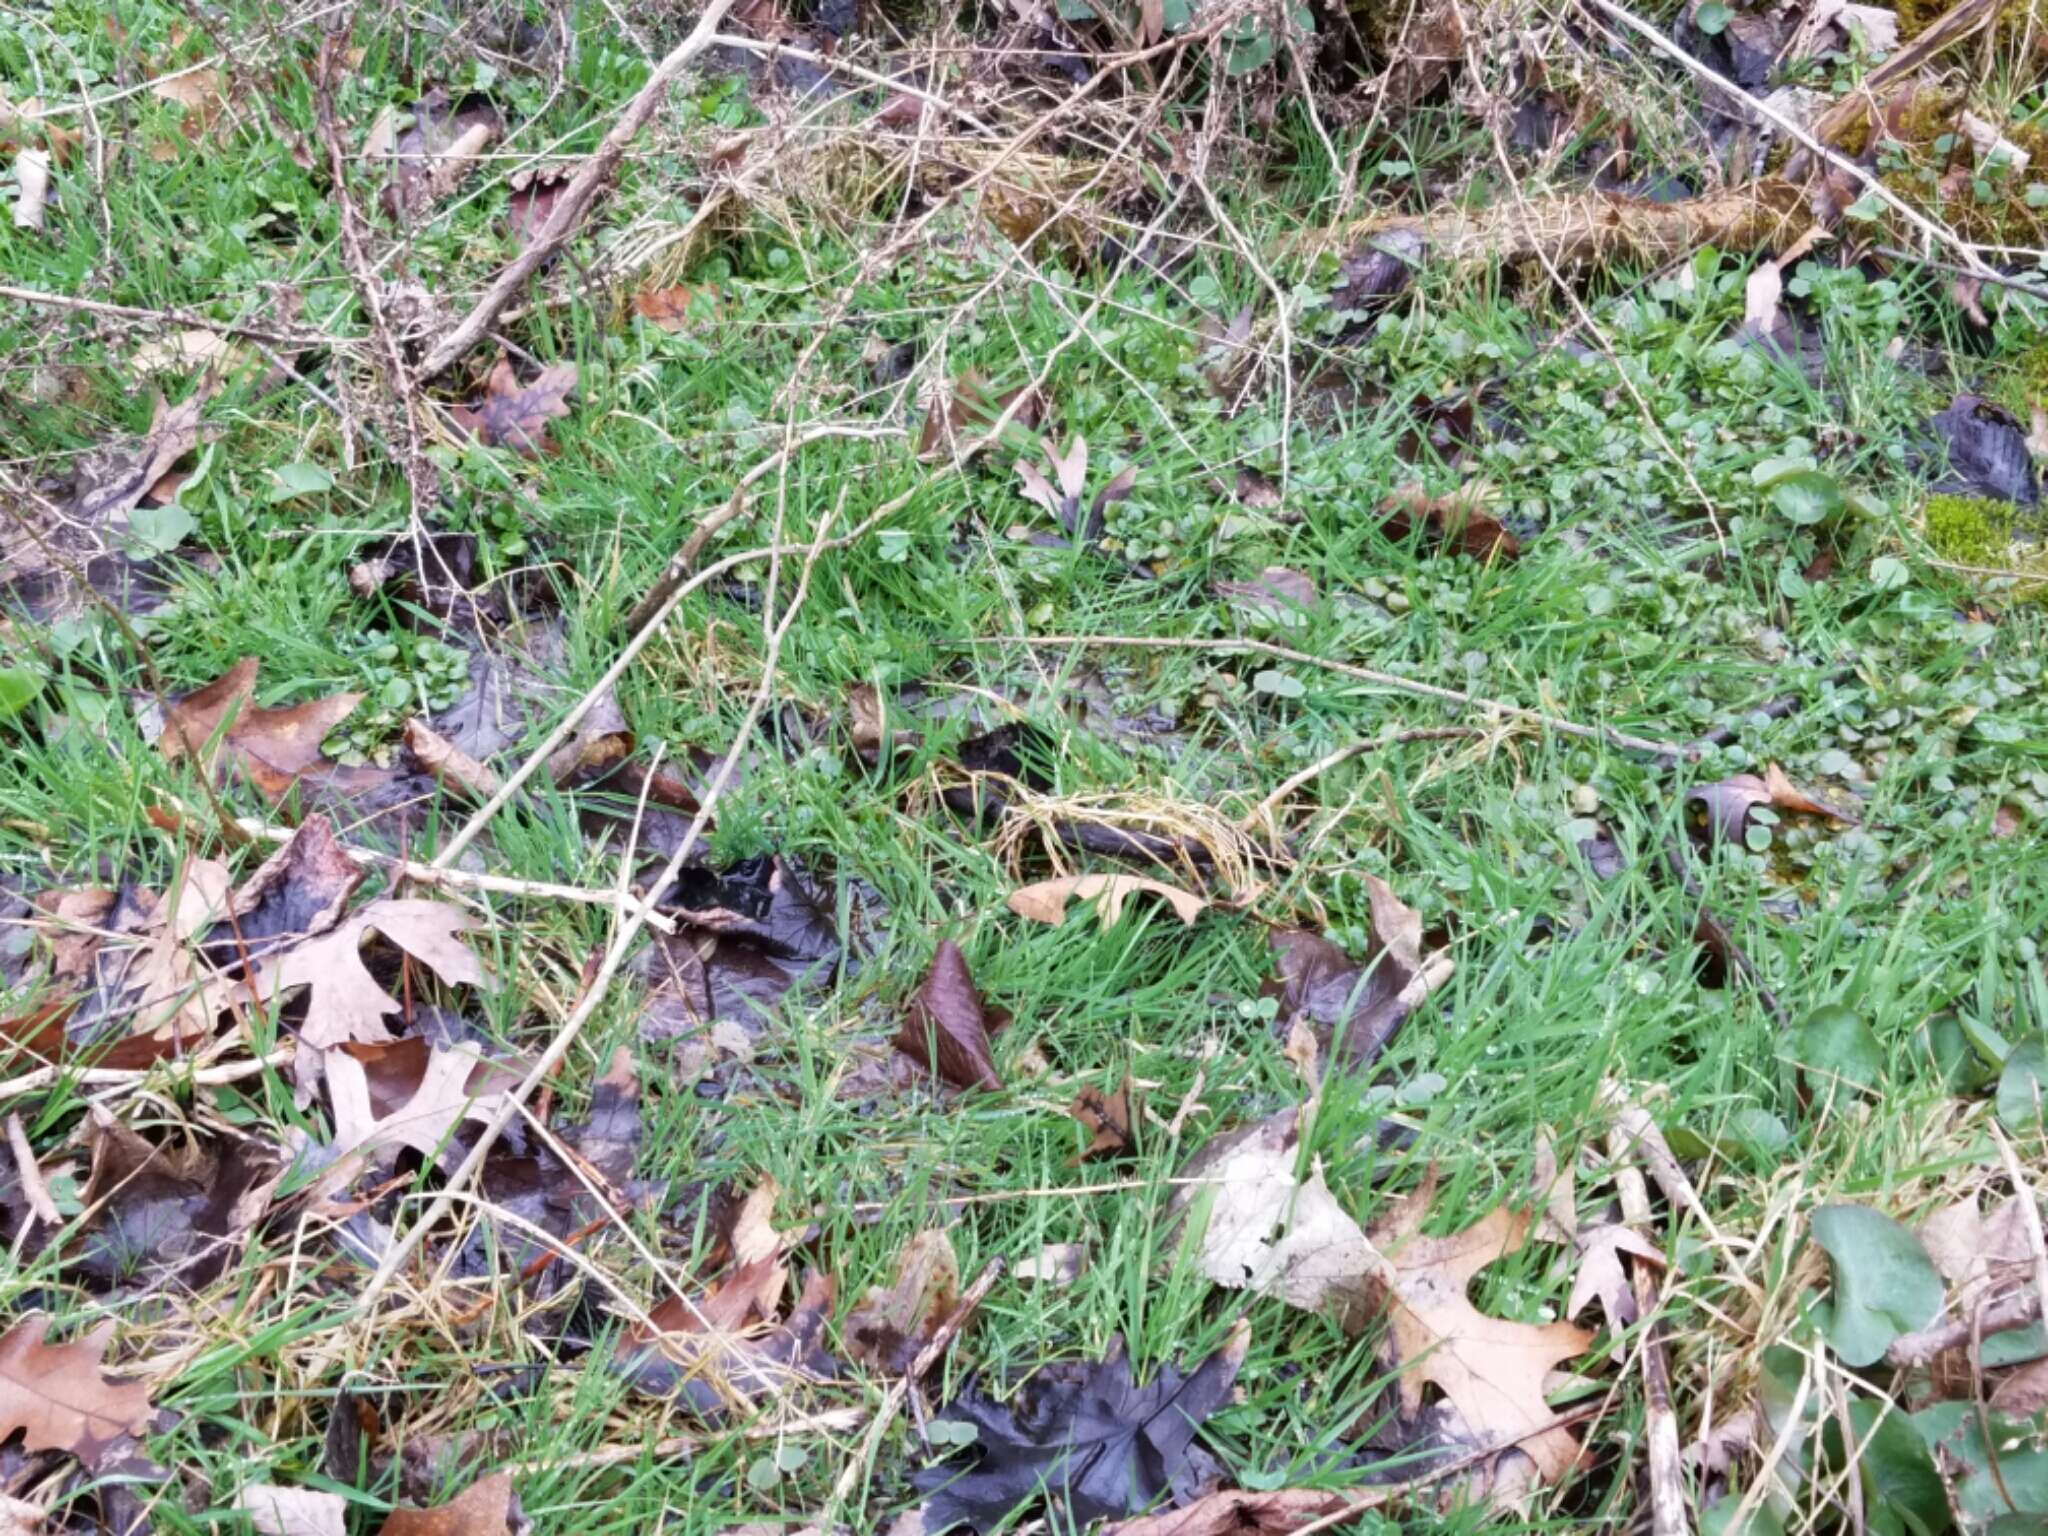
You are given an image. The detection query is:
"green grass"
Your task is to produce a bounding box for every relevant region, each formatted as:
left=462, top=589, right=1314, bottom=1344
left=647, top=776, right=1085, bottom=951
left=5, top=0, right=2048, bottom=1531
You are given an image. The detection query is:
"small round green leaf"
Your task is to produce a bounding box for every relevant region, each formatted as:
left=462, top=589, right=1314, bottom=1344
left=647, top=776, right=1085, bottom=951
left=1793, top=1005, right=1884, bottom=1094
left=1996, top=1037, right=2048, bottom=1133
left=1766, top=469, right=1845, bottom=526
left=1251, top=669, right=1306, bottom=700
left=0, top=667, right=42, bottom=719
left=1810, top=1203, right=1943, bottom=1367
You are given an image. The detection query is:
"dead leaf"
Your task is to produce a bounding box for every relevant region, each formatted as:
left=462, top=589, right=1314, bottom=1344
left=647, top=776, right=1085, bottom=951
left=403, top=719, right=503, bottom=800
left=1138, top=0, right=1165, bottom=41
left=1232, top=469, right=1283, bottom=509
left=1688, top=766, right=1860, bottom=843
left=11, top=149, right=48, bottom=231
left=241, top=898, right=487, bottom=1054
left=60, top=859, right=236, bottom=1052
left=620, top=1267, right=839, bottom=1416
left=1170, top=1107, right=1376, bottom=1332
left=449, top=360, right=576, bottom=456
left=505, top=170, right=567, bottom=247
left=159, top=658, right=362, bottom=796
left=1007, top=873, right=1206, bottom=928
left=893, top=940, right=1001, bottom=1091
left=1918, top=1193, right=2034, bottom=1316
left=324, top=1039, right=507, bottom=1170
left=1015, top=1243, right=1086, bottom=1285
left=1531, top=1130, right=1576, bottom=1245
left=631, top=286, right=714, bottom=330
left=1099, top=1488, right=1370, bottom=1535
left=1989, top=1354, right=2048, bottom=1416
left=1367, top=1185, right=1593, bottom=1487
left=1741, top=258, right=1784, bottom=341
left=132, top=329, right=244, bottom=379
left=918, top=373, right=1042, bottom=460
left=1216, top=566, right=1314, bottom=618
left=1068, top=1077, right=1135, bottom=1163
left=375, top=1469, right=513, bottom=1536
left=147, top=65, right=227, bottom=159
left=0, top=1315, right=152, bottom=1472
left=1565, top=1223, right=1664, bottom=1328
left=379, top=95, right=501, bottom=218
left=73, top=1108, right=283, bottom=1287
left=1266, top=877, right=1448, bottom=1071
left=238, top=1485, right=348, bottom=1536
left=1014, top=437, right=1135, bottom=544
left=74, top=386, right=213, bottom=527
left=1378, top=483, right=1519, bottom=562
left=209, top=814, right=365, bottom=970
left=845, top=1229, right=961, bottom=1373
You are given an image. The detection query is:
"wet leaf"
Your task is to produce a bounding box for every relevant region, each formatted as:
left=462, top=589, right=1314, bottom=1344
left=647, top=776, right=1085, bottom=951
left=1170, top=1108, right=1376, bottom=1332
left=377, top=94, right=501, bottom=219
left=159, top=658, right=364, bottom=796
left=241, top=898, right=487, bottom=1055
left=1331, top=229, right=1422, bottom=314
left=1931, top=394, right=2037, bottom=505
left=449, top=360, right=577, bottom=456
left=913, top=1323, right=1248, bottom=1533
left=0, top=1315, right=153, bottom=1471
left=71, top=1108, right=282, bottom=1288
left=846, top=1230, right=961, bottom=1373
left=375, top=1469, right=514, bottom=1536
left=1266, top=877, right=1447, bottom=1071
left=1688, top=767, right=1860, bottom=844
left=1007, top=873, right=1206, bottom=929
left=207, top=815, right=366, bottom=970
left=323, top=1039, right=509, bottom=1174
left=1810, top=1203, right=1943, bottom=1367
left=618, top=1265, right=839, bottom=1417
left=73, top=386, right=213, bottom=528
left=894, top=940, right=1001, bottom=1092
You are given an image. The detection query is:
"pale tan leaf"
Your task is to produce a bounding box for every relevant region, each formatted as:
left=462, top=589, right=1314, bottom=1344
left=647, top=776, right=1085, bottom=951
left=238, top=1485, right=348, bottom=1536
left=243, top=898, right=486, bottom=1051
left=1565, top=1223, right=1664, bottom=1327
left=11, top=149, right=48, bottom=232
left=1008, top=873, right=1207, bottom=928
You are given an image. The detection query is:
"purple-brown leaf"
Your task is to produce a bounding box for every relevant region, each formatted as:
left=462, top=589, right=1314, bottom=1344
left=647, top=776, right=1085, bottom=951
left=894, top=939, right=1001, bottom=1091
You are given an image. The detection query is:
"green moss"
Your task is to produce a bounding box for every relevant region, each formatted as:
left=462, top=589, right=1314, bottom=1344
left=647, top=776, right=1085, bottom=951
left=1992, top=341, right=2048, bottom=416
left=1897, top=0, right=2045, bottom=45
left=1924, top=494, right=2014, bottom=567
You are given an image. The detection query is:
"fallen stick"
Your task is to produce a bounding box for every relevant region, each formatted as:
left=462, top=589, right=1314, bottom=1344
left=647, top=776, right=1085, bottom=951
left=1887, top=1286, right=2043, bottom=1368
left=414, top=0, right=737, bottom=381
left=0, top=284, right=328, bottom=346
left=971, top=634, right=1693, bottom=759
left=1795, top=0, right=2001, bottom=170
left=1609, top=1125, right=1690, bottom=1536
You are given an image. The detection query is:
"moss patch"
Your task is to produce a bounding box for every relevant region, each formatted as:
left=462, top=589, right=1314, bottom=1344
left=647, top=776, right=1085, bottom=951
left=1923, top=494, right=2015, bottom=567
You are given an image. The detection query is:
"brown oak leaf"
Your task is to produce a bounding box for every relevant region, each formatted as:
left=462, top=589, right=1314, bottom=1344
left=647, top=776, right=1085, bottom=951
left=450, top=360, right=576, bottom=456
left=159, top=658, right=362, bottom=796
left=0, top=1315, right=153, bottom=1472
left=241, top=899, right=487, bottom=1053
left=845, top=1229, right=961, bottom=1373
left=375, top=1469, right=514, bottom=1536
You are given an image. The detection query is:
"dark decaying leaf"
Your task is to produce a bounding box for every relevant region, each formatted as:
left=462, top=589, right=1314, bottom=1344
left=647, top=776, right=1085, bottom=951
left=1377, top=483, right=1519, bottom=561
left=845, top=1229, right=962, bottom=1374
left=1197, top=305, right=1255, bottom=402
left=1930, top=393, right=2037, bottom=505
left=66, top=1109, right=282, bottom=1289
left=200, top=814, right=364, bottom=970
left=377, top=93, right=503, bottom=220
left=1068, top=1077, right=1135, bottom=1163
left=914, top=1324, right=1248, bottom=1534
left=1014, top=438, right=1136, bottom=545
left=1687, top=765, right=1860, bottom=845
left=1266, top=877, right=1443, bottom=1070
left=894, top=940, right=1002, bottom=1092
left=1331, top=228, right=1423, bottom=316
left=450, top=360, right=577, bottom=456
left=638, top=855, right=841, bottom=1029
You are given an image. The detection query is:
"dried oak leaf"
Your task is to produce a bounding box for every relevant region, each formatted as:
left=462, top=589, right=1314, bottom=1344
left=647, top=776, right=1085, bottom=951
left=1169, top=1107, right=1376, bottom=1332
left=845, top=1229, right=961, bottom=1374
left=1099, top=1488, right=1369, bottom=1535
left=375, top=1469, right=515, bottom=1536
left=1068, top=1077, right=1134, bottom=1164
left=204, top=814, right=365, bottom=971
left=325, top=1040, right=509, bottom=1171
left=242, top=899, right=487, bottom=1053
left=450, top=360, right=576, bottom=456
left=159, top=658, right=363, bottom=796
left=1377, top=483, right=1519, bottom=562
left=0, top=1315, right=153, bottom=1471
left=1008, top=874, right=1205, bottom=929
left=1366, top=1182, right=1593, bottom=1487
left=1565, top=1223, right=1664, bottom=1328
left=61, top=859, right=237, bottom=1055
left=894, top=940, right=1001, bottom=1092
left=1266, top=876, right=1448, bottom=1072
left=914, top=1323, right=1248, bottom=1534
